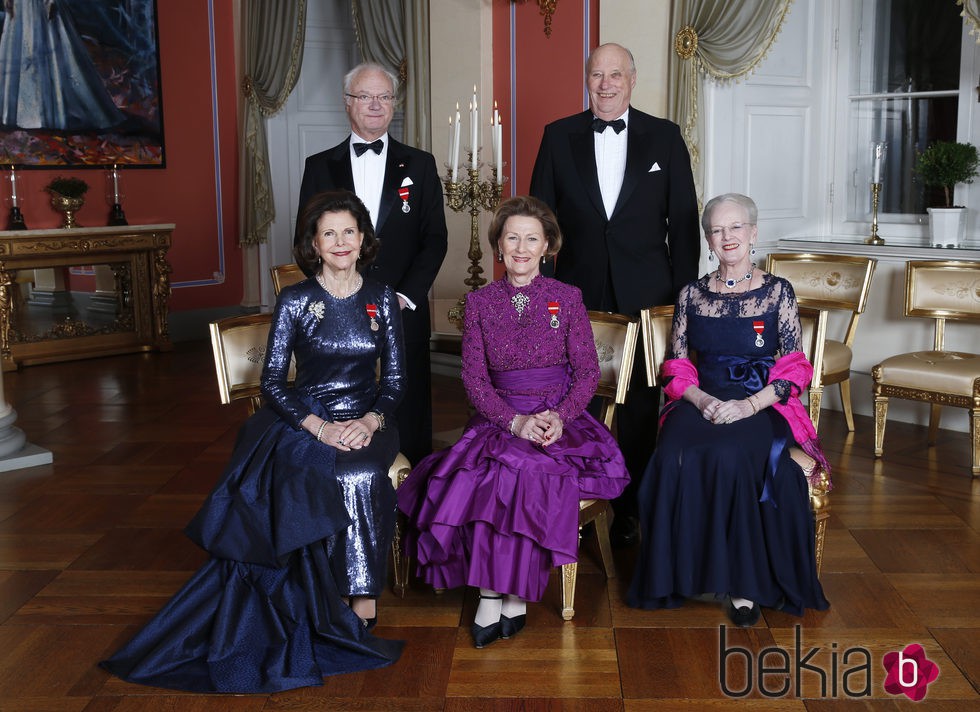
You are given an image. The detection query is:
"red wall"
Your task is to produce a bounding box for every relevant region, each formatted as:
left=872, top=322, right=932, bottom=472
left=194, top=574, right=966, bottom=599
left=492, top=0, right=599, bottom=277
left=8, top=0, right=241, bottom=313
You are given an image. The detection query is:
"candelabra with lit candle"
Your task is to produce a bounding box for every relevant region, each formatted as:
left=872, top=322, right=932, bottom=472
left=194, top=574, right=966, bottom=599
left=444, top=87, right=505, bottom=329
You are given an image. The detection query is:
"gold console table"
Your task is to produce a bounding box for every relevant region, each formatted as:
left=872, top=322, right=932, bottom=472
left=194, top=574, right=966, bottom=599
left=0, top=224, right=174, bottom=371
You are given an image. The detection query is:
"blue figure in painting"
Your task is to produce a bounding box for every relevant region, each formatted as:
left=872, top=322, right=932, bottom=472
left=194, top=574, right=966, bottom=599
left=0, top=0, right=124, bottom=130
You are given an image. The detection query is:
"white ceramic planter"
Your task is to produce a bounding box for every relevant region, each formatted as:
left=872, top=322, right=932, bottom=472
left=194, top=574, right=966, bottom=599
left=926, top=206, right=966, bottom=247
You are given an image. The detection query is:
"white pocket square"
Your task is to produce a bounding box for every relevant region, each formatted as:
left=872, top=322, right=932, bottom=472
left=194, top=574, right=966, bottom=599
left=401, top=177, right=414, bottom=187
left=649, top=162, right=661, bottom=173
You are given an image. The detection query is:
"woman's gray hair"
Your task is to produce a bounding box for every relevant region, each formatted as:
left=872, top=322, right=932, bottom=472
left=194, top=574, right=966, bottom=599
left=343, top=62, right=400, bottom=96
left=701, top=193, right=758, bottom=233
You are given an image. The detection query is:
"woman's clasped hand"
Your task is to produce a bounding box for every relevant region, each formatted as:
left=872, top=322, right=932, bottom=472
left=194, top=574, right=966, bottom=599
left=307, top=415, right=379, bottom=450
left=697, top=394, right=757, bottom=425
left=511, top=410, right=563, bottom=445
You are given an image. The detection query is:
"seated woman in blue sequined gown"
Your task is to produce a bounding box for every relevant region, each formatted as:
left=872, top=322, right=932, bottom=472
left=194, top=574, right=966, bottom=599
left=398, top=195, right=629, bottom=649
left=627, top=193, right=830, bottom=627
left=101, top=191, right=405, bottom=693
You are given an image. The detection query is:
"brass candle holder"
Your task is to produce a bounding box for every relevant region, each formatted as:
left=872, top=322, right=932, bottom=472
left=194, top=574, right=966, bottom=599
left=865, top=182, right=885, bottom=245
left=444, top=155, right=503, bottom=328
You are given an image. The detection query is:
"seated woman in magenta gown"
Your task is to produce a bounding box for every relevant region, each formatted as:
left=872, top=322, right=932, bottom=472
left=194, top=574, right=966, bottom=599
left=100, top=191, right=405, bottom=693
left=627, top=193, right=830, bottom=627
left=397, top=195, right=629, bottom=648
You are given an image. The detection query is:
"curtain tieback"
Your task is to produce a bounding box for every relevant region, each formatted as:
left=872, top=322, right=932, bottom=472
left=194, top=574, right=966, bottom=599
left=674, top=25, right=698, bottom=60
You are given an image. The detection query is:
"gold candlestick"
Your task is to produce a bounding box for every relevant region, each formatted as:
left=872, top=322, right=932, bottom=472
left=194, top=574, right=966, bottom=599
left=444, top=154, right=503, bottom=329
left=865, top=182, right=885, bottom=245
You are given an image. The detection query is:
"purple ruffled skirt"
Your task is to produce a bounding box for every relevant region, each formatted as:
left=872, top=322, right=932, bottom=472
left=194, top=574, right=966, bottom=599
left=397, top=366, right=629, bottom=601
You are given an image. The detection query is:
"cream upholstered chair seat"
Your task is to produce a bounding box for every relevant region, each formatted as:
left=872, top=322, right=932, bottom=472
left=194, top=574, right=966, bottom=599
left=555, top=311, right=638, bottom=621
left=639, top=303, right=832, bottom=575
left=209, top=312, right=415, bottom=593
left=872, top=260, right=980, bottom=477
left=821, top=339, right=851, bottom=376
left=875, top=351, right=979, bottom=394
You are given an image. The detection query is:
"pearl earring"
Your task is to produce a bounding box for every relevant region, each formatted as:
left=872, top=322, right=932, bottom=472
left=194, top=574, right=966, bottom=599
left=497, top=252, right=503, bottom=263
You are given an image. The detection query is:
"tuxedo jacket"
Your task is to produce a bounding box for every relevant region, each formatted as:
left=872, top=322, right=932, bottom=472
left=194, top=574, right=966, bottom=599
left=296, top=136, right=449, bottom=343
left=529, top=107, right=700, bottom=316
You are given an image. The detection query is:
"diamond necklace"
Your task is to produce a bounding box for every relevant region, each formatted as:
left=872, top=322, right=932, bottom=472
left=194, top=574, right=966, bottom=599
left=316, top=272, right=362, bottom=299
left=715, top=263, right=755, bottom=289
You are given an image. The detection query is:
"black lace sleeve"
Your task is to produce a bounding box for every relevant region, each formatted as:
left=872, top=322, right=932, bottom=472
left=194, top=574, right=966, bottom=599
left=773, top=278, right=803, bottom=401
left=666, top=285, right=691, bottom=360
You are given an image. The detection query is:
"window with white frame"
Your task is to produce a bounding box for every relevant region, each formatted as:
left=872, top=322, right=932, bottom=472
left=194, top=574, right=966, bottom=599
left=841, top=0, right=976, bottom=233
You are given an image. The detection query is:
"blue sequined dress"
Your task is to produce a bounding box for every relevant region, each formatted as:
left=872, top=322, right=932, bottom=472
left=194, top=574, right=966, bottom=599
left=100, top=277, right=406, bottom=693
left=627, top=274, right=829, bottom=616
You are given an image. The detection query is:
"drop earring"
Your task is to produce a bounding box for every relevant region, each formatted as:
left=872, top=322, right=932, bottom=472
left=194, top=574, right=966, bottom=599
left=707, top=250, right=714, bottom=262
left=497, top=252, right=503, bottom=263
left=750, top=244, right=757, bottom=256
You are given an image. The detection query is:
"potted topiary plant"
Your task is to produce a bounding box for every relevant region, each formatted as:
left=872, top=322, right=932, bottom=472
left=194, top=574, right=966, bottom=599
left=45, top=176, right=90, bottom=229
left=914, top=140, right=980, bottom=247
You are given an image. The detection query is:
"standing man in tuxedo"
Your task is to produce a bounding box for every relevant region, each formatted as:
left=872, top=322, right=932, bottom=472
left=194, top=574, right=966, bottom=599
left=296, top=62, right=448, bottom=465
left=530, top=43, right=700, bottom=547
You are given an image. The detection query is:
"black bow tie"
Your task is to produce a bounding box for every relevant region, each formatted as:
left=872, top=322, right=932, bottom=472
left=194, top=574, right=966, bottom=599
left=353, top=139, right=384, bottom=156
left=592, top=117, right=626, bottom=134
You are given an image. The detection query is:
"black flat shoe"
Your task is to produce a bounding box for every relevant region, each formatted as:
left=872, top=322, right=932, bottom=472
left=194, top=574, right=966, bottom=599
left=726, top=597, right=761, bottom=628
left=471, top=619, right=503, bottom=648
left=500, top=614, right=526, bottom=639
left=472, top=593, right=504, bottom=649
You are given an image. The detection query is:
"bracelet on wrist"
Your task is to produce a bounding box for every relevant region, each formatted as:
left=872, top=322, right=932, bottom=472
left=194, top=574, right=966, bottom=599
left=509, top=415, right=520, bottom=436
left=368, top=410, right=386, bottom=431
left=315, top=420, right=327, bottom=442
left=748, top=395, right=760, bottom=414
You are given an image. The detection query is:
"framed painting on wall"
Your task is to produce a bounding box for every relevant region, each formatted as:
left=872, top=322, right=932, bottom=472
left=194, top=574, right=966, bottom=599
left=0, top=0, right=165, bottom=167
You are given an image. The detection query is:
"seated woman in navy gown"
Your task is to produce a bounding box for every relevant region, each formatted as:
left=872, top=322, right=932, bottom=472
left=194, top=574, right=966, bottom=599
left=626, top=193, right=830, bottom=627
left=397, top=195, right=629, bottom=648
left=101, top=190, right=405, bottom=692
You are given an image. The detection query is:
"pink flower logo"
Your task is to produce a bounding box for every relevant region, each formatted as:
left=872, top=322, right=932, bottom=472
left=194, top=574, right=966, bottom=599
left=882, top=644, right=940, bottom=701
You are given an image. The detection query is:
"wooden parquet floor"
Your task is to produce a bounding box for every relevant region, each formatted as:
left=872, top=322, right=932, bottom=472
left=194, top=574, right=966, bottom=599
left=1, top=341, right=978, bottom=710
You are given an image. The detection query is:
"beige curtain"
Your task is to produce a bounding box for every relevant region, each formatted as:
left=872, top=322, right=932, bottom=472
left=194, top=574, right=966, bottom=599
left=240, top=1, right=307, bottom=247
left=960, top=0, right=980, bottom=40
left=668, top=0, right=793, bottom=198
left=351, top=0, right=431, bottom=150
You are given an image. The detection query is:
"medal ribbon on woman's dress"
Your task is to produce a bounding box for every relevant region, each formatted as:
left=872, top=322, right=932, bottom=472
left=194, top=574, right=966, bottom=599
left=753, top=320, right=765, bottom=347
left=548, top=301, right=560, bottom=329
left=366, top=303, right=379, bottom=331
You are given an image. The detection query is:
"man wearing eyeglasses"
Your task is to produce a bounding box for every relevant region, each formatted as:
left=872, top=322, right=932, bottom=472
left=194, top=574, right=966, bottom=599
left=530, top=43, right=700, bottom=548
left=296, top=62, right=448, bottom=465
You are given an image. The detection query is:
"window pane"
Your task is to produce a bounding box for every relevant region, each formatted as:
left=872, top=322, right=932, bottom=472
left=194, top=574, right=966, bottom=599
left=871, top=0, right=961, bottom=94
left=847, top=0, right=962, bottom=219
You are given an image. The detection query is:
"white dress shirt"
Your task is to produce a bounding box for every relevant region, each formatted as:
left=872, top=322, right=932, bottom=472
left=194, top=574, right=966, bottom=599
left=593, top=110, right=629, bottom=219
left=349, top=131, right=388, bottom=229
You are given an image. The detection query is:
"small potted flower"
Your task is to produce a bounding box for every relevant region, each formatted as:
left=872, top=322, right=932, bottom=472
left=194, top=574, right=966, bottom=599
left=914, top=141, right=979, bottom=246
left=45, top=176, right=90, bottom=228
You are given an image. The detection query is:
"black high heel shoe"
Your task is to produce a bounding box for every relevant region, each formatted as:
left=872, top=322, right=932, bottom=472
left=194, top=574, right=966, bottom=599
left=471, top=594, right=504, bottom=649
left=500, top=613, right=526, bottom=639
